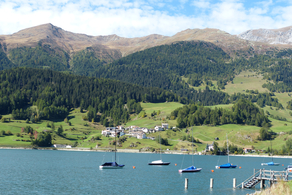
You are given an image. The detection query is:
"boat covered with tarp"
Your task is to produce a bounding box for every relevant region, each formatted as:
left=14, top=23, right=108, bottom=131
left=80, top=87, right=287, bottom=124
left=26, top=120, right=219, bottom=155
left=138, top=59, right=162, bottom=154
left=261, top=161, right=280, bottom=166
left=99, top=162, right=125, bottom=169
left=179, top=166, right=202, bottom=173
left=216, top=163, right=237, bottom=169
left=215, top=134, right=237, bottom=169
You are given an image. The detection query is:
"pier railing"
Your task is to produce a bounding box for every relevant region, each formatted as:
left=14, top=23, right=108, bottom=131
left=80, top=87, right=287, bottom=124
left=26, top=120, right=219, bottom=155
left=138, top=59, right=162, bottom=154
left=236, top=169, right=292, bottom=189
left=235, top=169, right=261, bottom=188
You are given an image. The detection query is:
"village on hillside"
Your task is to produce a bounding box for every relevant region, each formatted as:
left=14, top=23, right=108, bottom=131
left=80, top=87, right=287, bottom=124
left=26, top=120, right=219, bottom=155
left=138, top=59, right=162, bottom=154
left=101, top=123, right=169, bottom=140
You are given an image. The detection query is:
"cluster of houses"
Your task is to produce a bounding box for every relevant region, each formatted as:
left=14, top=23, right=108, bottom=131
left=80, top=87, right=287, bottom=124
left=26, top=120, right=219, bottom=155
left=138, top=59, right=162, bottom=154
left=205, top=142, right=255, bottom=154
left=101, top=123, right=169, bottom=140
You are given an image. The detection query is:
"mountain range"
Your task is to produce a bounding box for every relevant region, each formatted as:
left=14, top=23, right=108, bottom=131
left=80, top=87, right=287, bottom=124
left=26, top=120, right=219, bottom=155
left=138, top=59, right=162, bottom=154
left=1, top=23, right=292, bottom=64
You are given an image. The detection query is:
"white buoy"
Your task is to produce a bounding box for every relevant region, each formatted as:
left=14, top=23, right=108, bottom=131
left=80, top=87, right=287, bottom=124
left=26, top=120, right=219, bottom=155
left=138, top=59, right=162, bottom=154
left=233, top=178, right=236, bottom=188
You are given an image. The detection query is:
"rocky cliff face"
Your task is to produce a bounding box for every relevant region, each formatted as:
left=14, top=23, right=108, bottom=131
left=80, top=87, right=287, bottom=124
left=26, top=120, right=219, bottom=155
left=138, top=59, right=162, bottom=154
left=238, top=26, right=292, bottom=45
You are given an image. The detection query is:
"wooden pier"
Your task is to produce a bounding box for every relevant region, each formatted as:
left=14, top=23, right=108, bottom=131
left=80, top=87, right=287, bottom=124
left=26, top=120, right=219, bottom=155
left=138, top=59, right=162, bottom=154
left=236, top=169, right=292, bottom=189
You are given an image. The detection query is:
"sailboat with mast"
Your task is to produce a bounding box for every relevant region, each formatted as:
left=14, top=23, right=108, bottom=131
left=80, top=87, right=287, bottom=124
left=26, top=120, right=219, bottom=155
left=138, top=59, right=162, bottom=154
left=179, top=127, right=202, bottom=173
left=261, top=141, right=279, bottom=166
left=99, top=128, right=125, bottom=169
left=215, top=133, right=237, bottom=169
left=148, top=131, right=170, bottom=165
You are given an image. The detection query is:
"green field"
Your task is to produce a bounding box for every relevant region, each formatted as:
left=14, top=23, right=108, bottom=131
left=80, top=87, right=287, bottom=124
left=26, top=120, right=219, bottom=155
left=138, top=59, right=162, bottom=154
left=0, top=108, right=100, bottom=147
left=1, top=95, right=292, bottom=153
left=125, top=102, right=183, bottom=128
left=223, top=71, right=269, bottom=94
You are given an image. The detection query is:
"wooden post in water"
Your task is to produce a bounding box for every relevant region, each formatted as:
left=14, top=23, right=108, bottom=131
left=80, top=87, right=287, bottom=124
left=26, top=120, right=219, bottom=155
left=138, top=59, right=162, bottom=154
left=233, top=178, right=236, bottom=189
left=210, top=178, right=214, bottom=188
left=185, top=178, right=188, bottom=189
left=260, top=179, right=265, bottom=189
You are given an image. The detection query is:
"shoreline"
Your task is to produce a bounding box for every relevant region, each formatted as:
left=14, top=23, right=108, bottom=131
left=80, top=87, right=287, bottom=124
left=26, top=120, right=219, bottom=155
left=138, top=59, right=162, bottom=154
left=2, top=146, right=292, bottom=158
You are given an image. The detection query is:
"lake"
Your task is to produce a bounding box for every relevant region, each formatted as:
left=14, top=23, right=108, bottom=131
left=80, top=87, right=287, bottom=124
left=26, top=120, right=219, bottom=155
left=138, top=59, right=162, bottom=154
left=0, top=149, right=291, bottom=195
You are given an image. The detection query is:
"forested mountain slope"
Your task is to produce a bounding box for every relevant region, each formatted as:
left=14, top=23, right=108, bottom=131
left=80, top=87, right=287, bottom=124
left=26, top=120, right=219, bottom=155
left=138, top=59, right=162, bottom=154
left=1, top=24, right=292, bottom=108
left=0, top=68, right=186, bottom=126
left=93, top=41, right=234, bottom=105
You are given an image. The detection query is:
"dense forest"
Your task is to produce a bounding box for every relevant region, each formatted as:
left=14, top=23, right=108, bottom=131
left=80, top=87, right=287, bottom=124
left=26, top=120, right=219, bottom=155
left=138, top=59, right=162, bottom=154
left=0, top=40, right=292, bottom=108
left=0, top=68, right=186, bottom=126
left=170, top=99, right=270, bottom=128
left=0, top=44, right=16, bottom=70
left=9, top=44, right=69, bottom=71
left=93, top=41, right=235, bottom=99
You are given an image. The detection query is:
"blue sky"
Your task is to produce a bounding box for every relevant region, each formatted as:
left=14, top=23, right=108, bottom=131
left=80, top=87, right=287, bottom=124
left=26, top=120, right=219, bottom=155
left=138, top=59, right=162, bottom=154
left=0, top=0, right=291, bottom=37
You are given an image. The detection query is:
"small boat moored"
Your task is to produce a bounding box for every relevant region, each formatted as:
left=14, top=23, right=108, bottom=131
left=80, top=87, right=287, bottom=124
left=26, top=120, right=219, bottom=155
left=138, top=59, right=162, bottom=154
left=261, top=141, right=279, bottom=166
left=178, top=127, right=202, bottom=173
left=261, top=161, right=280, bottom=166
left=99, top=128, right=125, bottom=170
left=216, top=163, right=237, bottom=169
left=179, top=165, right=202, bottom=173
left=148, top=131, right=170, bottom=166
left=148, top=160, right=170, bottom=165
left=99, top=162, right=125, bottom=169
left=215, top=134, right=237, bottom=169
left=285, top=165, right=292, bottom=171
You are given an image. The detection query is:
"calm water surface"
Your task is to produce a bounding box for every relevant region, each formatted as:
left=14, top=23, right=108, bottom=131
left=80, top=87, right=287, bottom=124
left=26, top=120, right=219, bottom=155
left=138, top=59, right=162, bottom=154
left=0, top=149, right=291, bottom=195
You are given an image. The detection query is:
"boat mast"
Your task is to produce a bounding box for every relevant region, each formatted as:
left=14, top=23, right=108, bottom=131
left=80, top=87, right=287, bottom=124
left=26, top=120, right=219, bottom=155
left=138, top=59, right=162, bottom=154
left=159, top=131, right=162, bottom=160
left=192, top=127, right=194, bottom=166
left=271, top=141, right=273, bottom=162
left=227, top=133, right=229, bottom=163
left=115, top=128, right=117, bottom=162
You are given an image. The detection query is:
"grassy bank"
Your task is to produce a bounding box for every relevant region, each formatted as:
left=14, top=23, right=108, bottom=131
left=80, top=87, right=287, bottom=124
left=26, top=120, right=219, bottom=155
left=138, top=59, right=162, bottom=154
left=256, top=180, right=292, bottom=195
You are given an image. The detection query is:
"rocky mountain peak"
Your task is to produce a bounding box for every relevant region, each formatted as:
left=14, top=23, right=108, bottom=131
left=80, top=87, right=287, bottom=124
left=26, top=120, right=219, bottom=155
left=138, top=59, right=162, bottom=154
left=238, top=26, right=292, bottom=45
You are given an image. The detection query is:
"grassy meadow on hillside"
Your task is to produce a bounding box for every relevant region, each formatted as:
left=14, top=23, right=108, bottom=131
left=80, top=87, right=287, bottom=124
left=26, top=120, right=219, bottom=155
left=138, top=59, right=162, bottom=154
left=223, top=71, right=292, bottom=121
left=125, top=102, right=183, bottom=128
left=1, top=97, right=292, bottom=153
left=223, top=71, right=269, bottom=94
left=0, top=108, right=101, bottom=147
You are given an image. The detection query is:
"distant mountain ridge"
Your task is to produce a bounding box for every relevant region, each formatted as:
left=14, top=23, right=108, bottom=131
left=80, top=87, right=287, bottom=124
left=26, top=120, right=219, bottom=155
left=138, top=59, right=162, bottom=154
left=0, top=23, right=291, bottom=60
left=238, top=26, right=292, bottom=45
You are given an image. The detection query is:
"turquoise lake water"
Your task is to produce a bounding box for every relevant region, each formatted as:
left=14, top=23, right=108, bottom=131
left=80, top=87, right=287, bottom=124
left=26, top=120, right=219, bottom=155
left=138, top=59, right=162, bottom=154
left=0, top=149, right=291, bottom=195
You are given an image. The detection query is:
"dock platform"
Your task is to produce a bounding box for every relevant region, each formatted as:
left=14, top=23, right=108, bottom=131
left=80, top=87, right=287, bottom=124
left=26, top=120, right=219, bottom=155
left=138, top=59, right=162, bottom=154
left=236, top=169, right=292, bottom=189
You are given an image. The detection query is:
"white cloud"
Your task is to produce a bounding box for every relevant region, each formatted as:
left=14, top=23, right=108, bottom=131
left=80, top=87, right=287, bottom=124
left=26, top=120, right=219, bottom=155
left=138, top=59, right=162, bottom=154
left=0, top=0, right=291, bottom=37
left=191, top=0, right=210, bottom=9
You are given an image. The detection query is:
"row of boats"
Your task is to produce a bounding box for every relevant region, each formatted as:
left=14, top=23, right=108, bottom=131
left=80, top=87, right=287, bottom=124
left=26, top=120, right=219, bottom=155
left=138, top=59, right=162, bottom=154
left=99, top=130, right=280, bottom=171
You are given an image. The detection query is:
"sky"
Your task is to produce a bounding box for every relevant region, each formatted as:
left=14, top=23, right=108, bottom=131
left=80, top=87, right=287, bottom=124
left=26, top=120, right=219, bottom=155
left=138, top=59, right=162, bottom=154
left=0, top=0, right=291, bottom=38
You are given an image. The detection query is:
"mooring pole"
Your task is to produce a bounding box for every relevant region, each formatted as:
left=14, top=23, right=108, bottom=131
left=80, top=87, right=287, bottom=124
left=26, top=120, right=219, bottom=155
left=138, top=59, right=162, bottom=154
left=260, top=179, right=265, bottom=189
left=210, top=178, right=214, bottom=188
left=185, top=178, right=188, bottom=189
left=233, top=178, right=236, bottom=189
